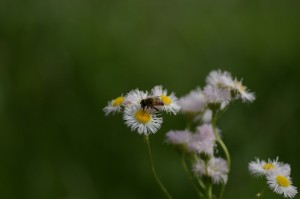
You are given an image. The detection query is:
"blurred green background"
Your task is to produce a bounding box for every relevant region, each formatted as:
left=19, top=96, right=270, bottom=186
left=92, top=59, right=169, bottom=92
left=1, top=0, right=300, bottom=198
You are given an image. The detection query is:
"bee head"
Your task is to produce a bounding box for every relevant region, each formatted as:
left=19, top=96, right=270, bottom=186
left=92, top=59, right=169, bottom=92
left=140, top=99, right=146, bottom=107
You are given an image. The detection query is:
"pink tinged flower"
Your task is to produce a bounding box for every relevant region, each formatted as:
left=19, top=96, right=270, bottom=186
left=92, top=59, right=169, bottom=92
left=203, top=85, right=231, bottom=109
left=206, top=70, right=234, bottom=89
left=193, top=157, right=229, bottom=184
left=178, top=87, right=208, bottom=114
left=188, top=124, right=216, bottom=155
left=165, top=130, right=193, bottom=146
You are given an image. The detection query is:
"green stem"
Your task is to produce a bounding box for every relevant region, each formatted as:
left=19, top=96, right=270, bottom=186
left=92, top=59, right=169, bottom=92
left=180, top=154, right=204, bottom=198
left=207, top=183, right=212, bottom=199
left=144, top=135, right=173, bottom=199
left=211, top=110, right=231, bottom=199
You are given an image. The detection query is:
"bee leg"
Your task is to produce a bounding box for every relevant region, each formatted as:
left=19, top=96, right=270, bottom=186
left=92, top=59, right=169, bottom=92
left=153, top=106, right=159, bottom=112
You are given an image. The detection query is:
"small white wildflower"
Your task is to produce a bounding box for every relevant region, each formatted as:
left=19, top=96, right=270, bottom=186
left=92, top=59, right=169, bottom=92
left=178, top=88, right=207, bottom=114
left=206, top=70, right=234, bottom=89
left=188, top=124, right=216, bottom=155
left=193, top=157, right=228, bottom=184
left=165, top=130, right=192, bottom=146
left=203, top=85, right=231, bottom=109
left=232, top=79, right=256, bottom=102
left=103, top=96, right=125, bottom=116
left=124, top=89, right=148, bottom=106
left=193, top=158, right=206, bottom=176
left=248, top=158, right=290, bottom=177
left=123, top=105, right=163, bottom=135
left=267, top=172, right=298, bottom=198
left=151, top=85, right=180, bottom=115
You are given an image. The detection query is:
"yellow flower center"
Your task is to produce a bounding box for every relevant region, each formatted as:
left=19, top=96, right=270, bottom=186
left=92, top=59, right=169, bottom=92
left=276, top=175, right=290, bottom=187
left=161, top=95, right=172, bottom=105
left=112, top=96, right=124, bottom=107
left=135, top=109, right=152, bottom=124
left=235, top=81, right=246, bottom=92
left=263, top=163, right=275, bottom=170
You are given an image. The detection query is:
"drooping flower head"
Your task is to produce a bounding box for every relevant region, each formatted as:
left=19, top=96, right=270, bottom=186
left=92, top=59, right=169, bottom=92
left=151, top=85, right=181, bottom=115
left=188, top=124, right=216, bottom=155
left=193, top=157, right=229, bottom=184
left=165, top=130, right=193, bottom=152
left=203, top=85, right=231, bottom=109
left=103, top=95, right=126, bottom=116
left=123, top=105, right=163, bottom=135
left=178, top=87, right=208, bottom=114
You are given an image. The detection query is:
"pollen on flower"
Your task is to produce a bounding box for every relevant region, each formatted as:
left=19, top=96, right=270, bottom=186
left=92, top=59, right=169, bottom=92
left=135, top=109, right=152, bottom=124
left=112, top=96, right=124, bottom=107
left=161, top=95, right=172, bottom=105
left=263, top=163, right=275, bottom=170
left=276, top=175, right=290, bottom=187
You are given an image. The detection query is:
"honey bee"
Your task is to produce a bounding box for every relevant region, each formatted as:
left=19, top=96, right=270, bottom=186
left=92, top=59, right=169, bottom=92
left=140, top=97, right=164, bottom=112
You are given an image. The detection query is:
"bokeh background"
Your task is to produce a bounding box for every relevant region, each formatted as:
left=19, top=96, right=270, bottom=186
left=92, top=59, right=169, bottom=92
left=1, top=0, right=300, bottom=198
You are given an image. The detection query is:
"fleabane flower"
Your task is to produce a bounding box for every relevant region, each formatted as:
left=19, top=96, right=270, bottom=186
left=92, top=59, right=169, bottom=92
left=232, top=79, right=255, bottom=102
left=193, top=157, right=229, bottom=184
left=203, top=85, right=231, bottom=109
left=151, top=85, right=180, bottom=115
left=178, top=87, right=207, bottom=114
left=188, top=124, right=216, bottom=155
left=266, top=172, right=298, bottom=198
left=123, top=105, right=163, bottom=135
left=103, top=96, right=125, bottom=116
left=165, top=130, right=193, bottom=152
left=206, top=70, right=234, bottom=89
left=124, top=89, right=148, bottom=106
left=248, top=158, right=290, bottom=177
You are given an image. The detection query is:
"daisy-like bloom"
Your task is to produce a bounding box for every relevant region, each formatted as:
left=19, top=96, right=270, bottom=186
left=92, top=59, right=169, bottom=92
left=178, top=87, right=208, bottom=114
left=206, top=70, right=234, bottom=89
left=193, top=157, right=229, bottom=184
left=232, top=79, right=256, bottom=102
left=248, top=157, right=291, bottom=177
left=266, top=172, right=298, bottom=198
left=103, top=96, right=125, bottom=116
left=151, top=85, right=180, bottom=115
left=123, top=105, right=163, bottom=135
left=203, top=85, right=231, bottom=109
left=188, top=124, right=216, bottom=155
left=124, top=89, right=148, bottom=106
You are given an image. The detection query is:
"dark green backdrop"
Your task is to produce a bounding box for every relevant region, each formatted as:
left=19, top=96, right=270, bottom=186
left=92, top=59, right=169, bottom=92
left=1, top=0, right=300, bottom=198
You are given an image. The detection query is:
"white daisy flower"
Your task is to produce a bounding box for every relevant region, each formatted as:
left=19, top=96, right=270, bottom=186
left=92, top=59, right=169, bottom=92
left=124, top=89, right=148, bottom=106
left=203, top=85, right=231, bottom=109
left=188, top=124, right=216, bottom=155
left=123, top=105, right=163, bottom=135
left=103, top=96, right=125, bottom=116
left=267, top=172, right=298, bottom=198
left=248, top=158, right=290, bottom=177
left=151, top=85, right=181, bottom=115
left=206, top=70, right=234, bottom=89
left=193, top=157, right=228, bottom=184
left=232, top=80, right=256, bottom=102
left=178, top=87, right=208, bottom=114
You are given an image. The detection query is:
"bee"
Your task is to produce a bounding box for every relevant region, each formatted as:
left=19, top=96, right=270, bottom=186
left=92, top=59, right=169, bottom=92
left=140, top=97, right=164, bottom=112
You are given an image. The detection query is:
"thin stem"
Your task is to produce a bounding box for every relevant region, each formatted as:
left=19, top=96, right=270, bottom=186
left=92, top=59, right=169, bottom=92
left=144, top=135, right=173, bottom=199
left=207, top=183, right=212, bottom=199
left=180, top=154, right=204, bottom=198
left=211, top=110, right=231, bottom=199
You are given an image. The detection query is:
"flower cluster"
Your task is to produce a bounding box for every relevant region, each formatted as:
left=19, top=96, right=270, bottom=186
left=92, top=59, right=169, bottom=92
left=249, top=157, right=298, bottom=198
left=166, top=70, right=255, bottom=186
left=103, top=85, right=180, bottom=135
